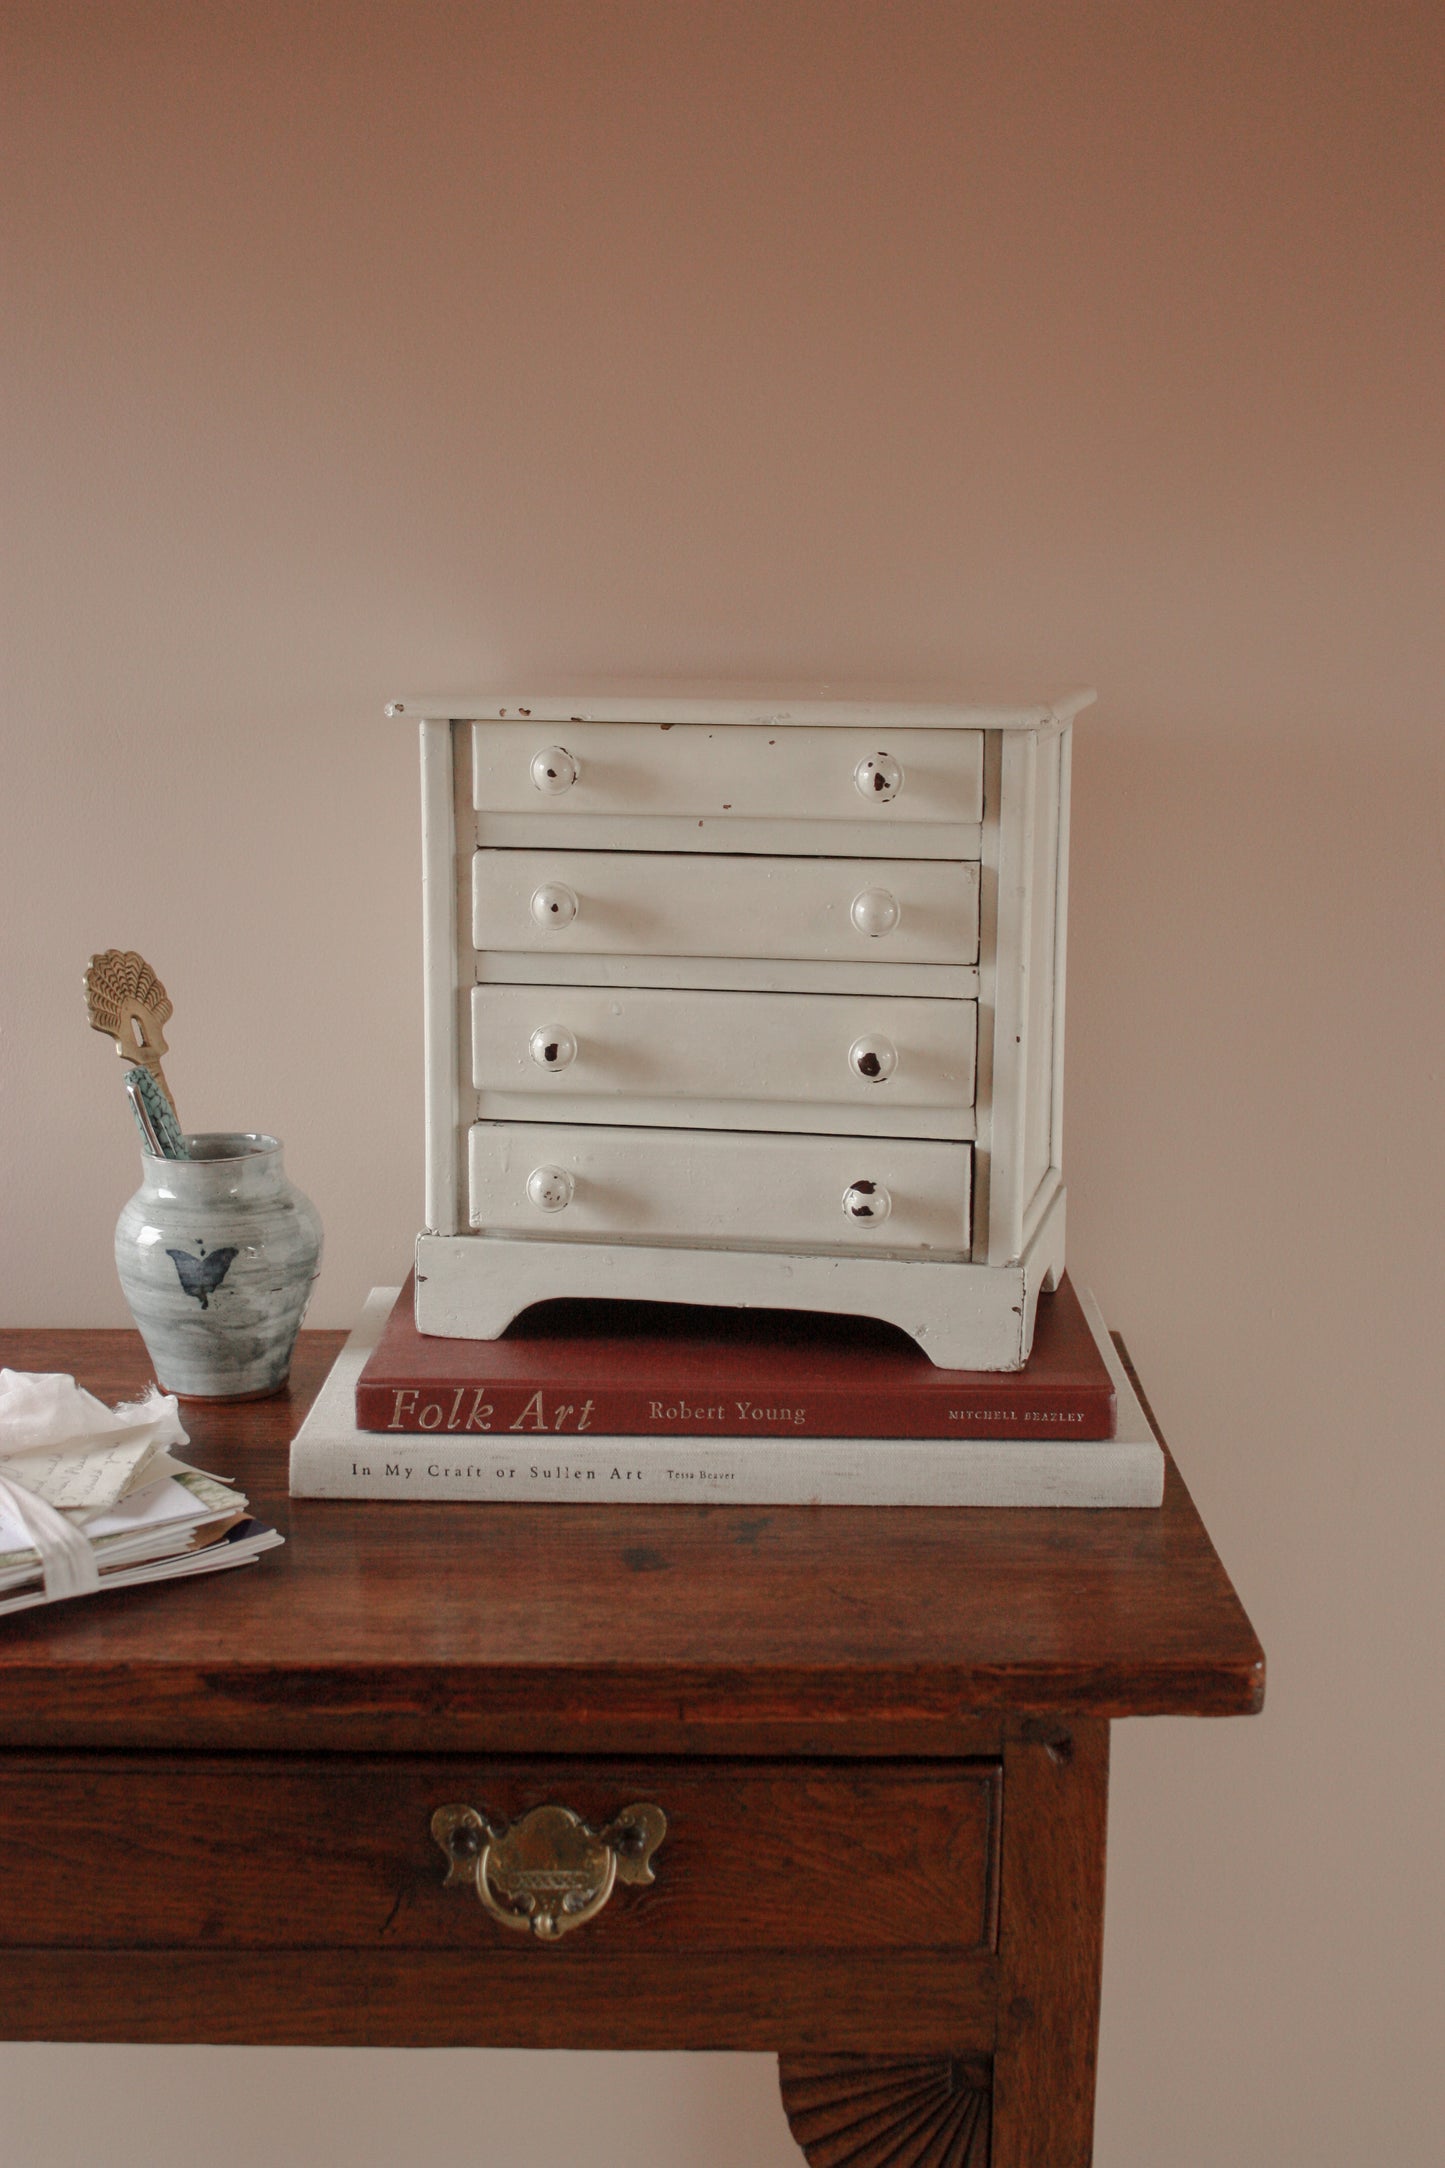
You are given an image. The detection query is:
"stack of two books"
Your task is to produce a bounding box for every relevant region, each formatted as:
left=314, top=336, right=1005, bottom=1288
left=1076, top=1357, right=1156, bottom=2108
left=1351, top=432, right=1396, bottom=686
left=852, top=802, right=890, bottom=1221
left=290, top=1274, right=1165, bottom=1507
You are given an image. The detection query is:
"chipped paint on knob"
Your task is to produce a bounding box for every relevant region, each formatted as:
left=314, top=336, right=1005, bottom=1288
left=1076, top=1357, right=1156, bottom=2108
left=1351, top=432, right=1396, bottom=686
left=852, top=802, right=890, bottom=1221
left=849, top=1034, right=898, bottom=1082
left=842, top=1179, right=892, bottom=1224
left=527, top=1165, right=575, bottom=1212
left=530, top=1025, right=577, bottom=1071
left=849, top=887, right=900, bottom=938
left=530, top=882, right=578, bottom=929
left=854, top=750, right=903, bottom=801
left=530, top=745, right=578, bottom=794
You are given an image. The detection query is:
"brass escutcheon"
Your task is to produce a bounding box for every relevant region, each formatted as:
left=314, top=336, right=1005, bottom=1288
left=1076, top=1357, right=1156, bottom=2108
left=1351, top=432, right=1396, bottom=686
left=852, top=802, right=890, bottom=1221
left=431, top=1800, right=667, bottom=1941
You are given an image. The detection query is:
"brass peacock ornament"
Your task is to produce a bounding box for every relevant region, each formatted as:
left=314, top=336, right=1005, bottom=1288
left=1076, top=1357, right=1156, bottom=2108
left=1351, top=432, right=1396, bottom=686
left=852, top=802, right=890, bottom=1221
left=83, top=949, right=186, bottom=1155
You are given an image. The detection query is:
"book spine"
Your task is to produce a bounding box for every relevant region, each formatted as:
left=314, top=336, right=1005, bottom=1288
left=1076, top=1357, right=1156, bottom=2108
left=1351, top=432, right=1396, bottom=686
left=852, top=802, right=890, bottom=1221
left=291, top=1431, right=1163, bottom=1508
left=354, top=1380, right=1116, bottom=1440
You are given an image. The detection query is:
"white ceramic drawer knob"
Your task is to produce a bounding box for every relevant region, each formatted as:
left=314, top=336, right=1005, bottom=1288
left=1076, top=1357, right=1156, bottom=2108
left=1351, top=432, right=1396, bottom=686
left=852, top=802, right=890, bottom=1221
left=853, top=750, right=903, bottom=802
left=526, top=1165, right=575, bottom=1212
left=848, top=1034, right=898, bottom=1082
left=530, top=1026, right=577, bottom=1071
left=530, top=882, right=579, bottom=930
left=842, top=1179, right=892, bottom=1224
left=849, top=887, right=900, bottom=939
left=530, top=746, right=579, bottom=794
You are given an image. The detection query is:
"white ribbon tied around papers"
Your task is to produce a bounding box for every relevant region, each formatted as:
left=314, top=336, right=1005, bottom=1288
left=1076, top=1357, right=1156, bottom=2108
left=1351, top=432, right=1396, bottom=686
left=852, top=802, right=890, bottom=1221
left=0, top=1370, right=190, bottom=1603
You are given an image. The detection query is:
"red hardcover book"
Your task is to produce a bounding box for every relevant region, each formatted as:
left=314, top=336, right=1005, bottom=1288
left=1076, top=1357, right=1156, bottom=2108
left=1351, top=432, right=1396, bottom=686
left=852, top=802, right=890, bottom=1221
left=355, top=1273, right=1116, bottom=1439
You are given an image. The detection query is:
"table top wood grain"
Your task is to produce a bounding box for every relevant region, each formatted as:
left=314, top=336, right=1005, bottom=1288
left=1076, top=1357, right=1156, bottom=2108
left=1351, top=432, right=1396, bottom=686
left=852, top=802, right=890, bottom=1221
left=0, top=1327, right=1264, bottom=1758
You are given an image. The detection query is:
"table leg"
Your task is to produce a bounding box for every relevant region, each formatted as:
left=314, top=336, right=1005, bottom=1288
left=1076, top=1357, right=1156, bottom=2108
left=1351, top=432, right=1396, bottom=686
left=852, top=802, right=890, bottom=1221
left=991, top=1716, right=1110, bottom=2167
left=776, top=1718, right=1108, bottom=2166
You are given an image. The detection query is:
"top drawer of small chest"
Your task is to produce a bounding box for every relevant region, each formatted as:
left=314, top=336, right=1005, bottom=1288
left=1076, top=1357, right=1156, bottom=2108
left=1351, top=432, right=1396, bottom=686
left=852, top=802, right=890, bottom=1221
left=473, top=721, right=984, bottom=854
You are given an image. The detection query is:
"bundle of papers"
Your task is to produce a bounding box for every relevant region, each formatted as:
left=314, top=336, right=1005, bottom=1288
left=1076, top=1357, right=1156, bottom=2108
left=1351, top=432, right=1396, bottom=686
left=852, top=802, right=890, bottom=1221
left=0, top=1368, right=282, bottom=1618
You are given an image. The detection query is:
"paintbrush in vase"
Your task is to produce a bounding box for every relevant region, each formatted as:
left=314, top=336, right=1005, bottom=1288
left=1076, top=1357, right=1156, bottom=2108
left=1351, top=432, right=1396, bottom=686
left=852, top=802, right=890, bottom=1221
left=83, top=950, right=189, bottom=1158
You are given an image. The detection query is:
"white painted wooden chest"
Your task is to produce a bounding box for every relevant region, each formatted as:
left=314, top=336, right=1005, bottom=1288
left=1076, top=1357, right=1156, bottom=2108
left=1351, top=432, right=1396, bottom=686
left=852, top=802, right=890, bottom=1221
left=393, top=687, right=1093, bottom=1369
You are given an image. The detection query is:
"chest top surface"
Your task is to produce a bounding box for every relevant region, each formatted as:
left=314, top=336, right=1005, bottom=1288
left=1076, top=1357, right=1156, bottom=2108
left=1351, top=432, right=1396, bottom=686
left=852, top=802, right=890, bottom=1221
left=385, top=686, right=1097, bottom=726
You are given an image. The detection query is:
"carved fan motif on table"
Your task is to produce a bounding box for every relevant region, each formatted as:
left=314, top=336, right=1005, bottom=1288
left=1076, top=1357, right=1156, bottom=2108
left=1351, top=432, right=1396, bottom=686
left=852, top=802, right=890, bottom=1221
left=778, top=2052, right=992, bottom=2166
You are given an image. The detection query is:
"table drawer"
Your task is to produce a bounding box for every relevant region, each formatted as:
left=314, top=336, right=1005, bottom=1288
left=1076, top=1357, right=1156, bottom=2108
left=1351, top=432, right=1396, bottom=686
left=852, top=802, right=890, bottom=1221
left=473, top=720, right=984, bottom=829
left=472, top=984, right=977, bottom=1139
left=468, top=1122, right=972, bottom=1251
left=473, top=849, right=981, bottom=967
left=0, top=1756, right=1000, bottom=1958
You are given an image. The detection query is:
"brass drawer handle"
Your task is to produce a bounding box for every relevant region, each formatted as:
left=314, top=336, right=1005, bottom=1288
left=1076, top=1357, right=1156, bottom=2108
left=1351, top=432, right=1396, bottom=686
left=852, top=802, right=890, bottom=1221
left=431, top=1800, right=667, bottom=1941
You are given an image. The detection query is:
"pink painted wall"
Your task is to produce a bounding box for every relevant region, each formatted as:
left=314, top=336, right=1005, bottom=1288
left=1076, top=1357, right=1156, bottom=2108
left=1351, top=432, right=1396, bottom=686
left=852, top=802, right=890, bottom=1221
left=3, top=5, right=1440, bottom=2162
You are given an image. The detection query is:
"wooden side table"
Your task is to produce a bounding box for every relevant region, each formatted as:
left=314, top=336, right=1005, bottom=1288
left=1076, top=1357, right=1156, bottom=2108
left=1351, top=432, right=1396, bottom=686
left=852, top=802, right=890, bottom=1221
left=0, top=1328, right=1263, bottom=2167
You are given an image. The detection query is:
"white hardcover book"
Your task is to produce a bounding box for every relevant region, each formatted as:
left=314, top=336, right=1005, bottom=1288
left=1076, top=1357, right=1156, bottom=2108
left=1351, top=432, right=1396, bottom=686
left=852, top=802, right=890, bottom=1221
left=289, top=1287, right=1166, bottom=1507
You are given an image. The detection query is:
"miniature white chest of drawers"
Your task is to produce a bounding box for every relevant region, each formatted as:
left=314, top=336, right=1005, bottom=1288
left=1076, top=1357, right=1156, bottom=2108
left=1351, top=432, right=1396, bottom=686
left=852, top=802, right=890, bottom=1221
left=395, top=687, right=1093, bottom=1369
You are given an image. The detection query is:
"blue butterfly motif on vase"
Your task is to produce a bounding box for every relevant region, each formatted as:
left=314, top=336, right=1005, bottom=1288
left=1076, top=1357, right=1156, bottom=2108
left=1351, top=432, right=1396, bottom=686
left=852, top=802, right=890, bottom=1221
left=167, top=1244, right=239, bottom=1309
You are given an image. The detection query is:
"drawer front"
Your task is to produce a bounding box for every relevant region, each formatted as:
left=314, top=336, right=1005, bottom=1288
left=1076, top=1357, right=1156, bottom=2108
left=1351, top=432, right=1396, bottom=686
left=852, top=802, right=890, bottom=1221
left=473, top=721, right=984, bottom=829
left=0, top=1756, right=1000, bottom=1957
left=472, top=984, right=977, bottom=1140
left=469, top=1122, right=971, bottom=1251
left=473, top=849, right=980, bottom=967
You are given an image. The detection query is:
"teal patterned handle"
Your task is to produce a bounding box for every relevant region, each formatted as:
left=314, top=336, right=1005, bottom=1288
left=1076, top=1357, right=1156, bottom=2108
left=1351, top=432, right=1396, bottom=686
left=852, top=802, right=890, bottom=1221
left=125, top=1067, right=188, bottom=1158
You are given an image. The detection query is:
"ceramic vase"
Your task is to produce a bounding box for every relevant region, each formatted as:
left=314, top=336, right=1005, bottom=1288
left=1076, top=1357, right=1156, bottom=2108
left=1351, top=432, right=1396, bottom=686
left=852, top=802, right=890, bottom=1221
left=115, top=1133, right=323, bottom=1400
